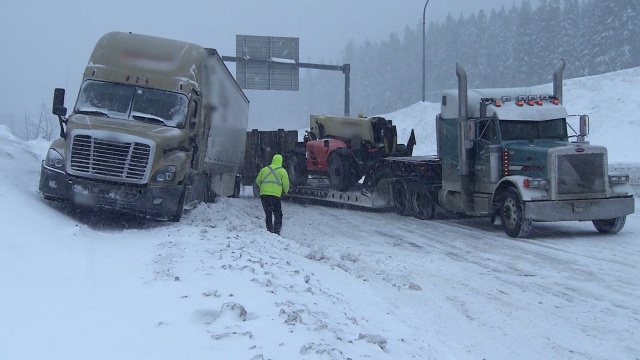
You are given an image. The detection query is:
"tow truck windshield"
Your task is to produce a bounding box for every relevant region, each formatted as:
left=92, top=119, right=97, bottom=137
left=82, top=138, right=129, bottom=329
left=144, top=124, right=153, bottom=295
left=499, top=118, right=568, bottom=141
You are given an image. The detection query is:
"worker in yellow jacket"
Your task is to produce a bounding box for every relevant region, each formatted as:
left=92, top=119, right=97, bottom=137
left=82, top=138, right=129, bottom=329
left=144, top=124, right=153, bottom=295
left=255, top=154, right=290, bottom=235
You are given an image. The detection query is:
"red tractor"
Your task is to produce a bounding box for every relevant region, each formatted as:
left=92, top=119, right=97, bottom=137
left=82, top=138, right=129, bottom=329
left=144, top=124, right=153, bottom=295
left=286, top=115, right=415, bottom=191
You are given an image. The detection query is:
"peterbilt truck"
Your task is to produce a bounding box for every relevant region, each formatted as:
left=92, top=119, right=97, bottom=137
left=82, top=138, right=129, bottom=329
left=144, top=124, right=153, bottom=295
left=39, top=32, right=249, bottom=221
left=271, top=59, right=634, bottom=238
left=430, top=59, right=634, bottom=237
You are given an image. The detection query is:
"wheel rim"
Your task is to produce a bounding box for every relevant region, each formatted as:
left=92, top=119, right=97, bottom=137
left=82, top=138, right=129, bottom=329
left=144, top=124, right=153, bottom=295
left=502, top=197, right=518, bottom=229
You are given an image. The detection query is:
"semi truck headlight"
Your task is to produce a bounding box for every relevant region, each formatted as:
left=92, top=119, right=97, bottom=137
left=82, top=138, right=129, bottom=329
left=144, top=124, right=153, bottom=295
left=609, top=174, right=630, bottom=184
left=523, top=178, right=549, bottom=189
left=45, top=149, right=64, bottom=169
left=152, top=166, right=176, bottom=182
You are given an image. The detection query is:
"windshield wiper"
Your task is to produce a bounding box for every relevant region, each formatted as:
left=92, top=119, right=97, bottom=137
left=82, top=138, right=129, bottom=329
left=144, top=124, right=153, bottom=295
left=132, top=114, right=167, bottom=126
left=76, top=109, right=110, bottom=118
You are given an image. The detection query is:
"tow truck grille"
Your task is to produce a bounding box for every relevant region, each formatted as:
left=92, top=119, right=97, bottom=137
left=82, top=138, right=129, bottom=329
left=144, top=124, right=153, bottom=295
left=69, top=134, right=151, bottom=181
left=556, top=153, right=605, bottom=196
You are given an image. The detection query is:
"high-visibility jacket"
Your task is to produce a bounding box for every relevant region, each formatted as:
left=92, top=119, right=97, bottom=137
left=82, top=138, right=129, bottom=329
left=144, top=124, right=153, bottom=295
left=255, top=154, right=290, bottom=197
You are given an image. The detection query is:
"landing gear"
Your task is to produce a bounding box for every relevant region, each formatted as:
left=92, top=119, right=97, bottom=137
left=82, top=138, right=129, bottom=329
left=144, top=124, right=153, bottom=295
left=229, top=175, right=241, bottom=198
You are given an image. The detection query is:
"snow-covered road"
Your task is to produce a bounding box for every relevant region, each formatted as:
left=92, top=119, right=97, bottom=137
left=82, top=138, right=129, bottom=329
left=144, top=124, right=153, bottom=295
left=279, top=195, right=640, bottom=359
left=4, top=61, right=640, bottom=358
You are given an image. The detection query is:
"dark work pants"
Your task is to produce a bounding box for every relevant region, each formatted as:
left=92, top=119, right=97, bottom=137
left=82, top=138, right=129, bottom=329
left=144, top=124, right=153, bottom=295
left=260, top=195, right=283, bottom=234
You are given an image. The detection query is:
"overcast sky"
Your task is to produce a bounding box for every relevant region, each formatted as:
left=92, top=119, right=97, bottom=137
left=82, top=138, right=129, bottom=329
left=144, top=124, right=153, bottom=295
left=0, top=0, right=532, bottom=120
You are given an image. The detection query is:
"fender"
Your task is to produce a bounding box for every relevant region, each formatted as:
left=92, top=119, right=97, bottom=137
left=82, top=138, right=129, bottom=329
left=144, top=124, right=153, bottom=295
left=495, top=175, right=549, bottom=201
left=305, top=138, right=348, bottom=172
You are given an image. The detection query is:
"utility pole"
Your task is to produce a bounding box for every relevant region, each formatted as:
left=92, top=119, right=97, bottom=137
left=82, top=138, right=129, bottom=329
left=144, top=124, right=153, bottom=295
left=422, top=0, right=430, bottom=102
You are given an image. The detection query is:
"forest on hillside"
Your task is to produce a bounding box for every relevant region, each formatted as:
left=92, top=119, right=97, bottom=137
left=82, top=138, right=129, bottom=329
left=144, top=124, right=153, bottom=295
left=296, top=0, right=640, bottom=117
left=5, top=0, right=639, bottom=136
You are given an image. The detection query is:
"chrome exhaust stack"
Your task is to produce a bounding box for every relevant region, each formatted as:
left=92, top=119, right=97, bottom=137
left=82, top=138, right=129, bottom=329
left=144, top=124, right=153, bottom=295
left=456, top=63, right=473, bottom=213
left=553, top=59, right=566, bottom=104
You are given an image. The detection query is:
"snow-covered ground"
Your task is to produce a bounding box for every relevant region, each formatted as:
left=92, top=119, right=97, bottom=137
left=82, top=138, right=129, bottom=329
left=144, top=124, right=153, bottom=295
left=1, top=68, right=639, bottom=359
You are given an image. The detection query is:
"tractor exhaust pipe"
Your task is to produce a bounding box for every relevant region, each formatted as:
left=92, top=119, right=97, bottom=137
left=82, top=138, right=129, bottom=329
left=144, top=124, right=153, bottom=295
left=456, top=63, right=473, bottom=213
left=553, top=59, right=566, bottom=104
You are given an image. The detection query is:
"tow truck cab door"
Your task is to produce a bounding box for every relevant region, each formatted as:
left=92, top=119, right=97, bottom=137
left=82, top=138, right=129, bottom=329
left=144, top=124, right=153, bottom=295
left=473, top=118, right=500, bottom=191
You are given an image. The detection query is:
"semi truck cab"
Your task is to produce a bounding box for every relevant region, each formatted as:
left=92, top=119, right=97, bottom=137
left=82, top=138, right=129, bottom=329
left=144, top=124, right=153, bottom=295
left=437, top=60, right=634, bottom=237
left=39, top=32, right=249, bottom=221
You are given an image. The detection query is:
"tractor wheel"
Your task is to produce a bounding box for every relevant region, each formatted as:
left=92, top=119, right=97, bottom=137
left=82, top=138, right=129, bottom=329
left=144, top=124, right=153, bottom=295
left=592, top=216, right=626, bottom=234
left=409, top=185, right=435, bottom=220
left=168, top=184, right=187, bottom=222
left=500, top=187, right=532, bottom=238
left=393, top=179, right=412, bottom=216
left=286, top=150, right=308, bottom=187
left=328, top=152, right=356, bottom=191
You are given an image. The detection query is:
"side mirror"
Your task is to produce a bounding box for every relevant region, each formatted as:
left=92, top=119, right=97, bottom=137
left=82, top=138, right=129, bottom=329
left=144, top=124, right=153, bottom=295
left=52, top=88, right=67, bottom=116
left=579, top=115, right=589, bottom=137
left=465, top=120, right=477, bottom=141
left=576, top=115, right=589, bottom=142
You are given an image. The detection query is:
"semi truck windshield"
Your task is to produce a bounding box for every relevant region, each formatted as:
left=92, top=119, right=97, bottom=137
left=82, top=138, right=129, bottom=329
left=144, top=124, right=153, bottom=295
left=500, top=118, right=567, bottom=140
left=75, top=80, right=188, bottom=128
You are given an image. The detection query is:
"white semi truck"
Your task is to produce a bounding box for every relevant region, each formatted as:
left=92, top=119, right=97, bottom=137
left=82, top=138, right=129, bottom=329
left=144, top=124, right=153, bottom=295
left=40, top=31, right=249, bottom=221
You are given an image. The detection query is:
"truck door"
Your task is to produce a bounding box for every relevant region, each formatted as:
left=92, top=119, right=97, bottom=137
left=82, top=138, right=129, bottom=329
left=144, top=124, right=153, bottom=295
left=473, top=118, right=499, bottom=193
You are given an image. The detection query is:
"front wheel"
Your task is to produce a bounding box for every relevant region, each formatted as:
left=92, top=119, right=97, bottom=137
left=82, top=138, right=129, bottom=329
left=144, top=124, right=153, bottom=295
left=592, top=216, right=626, bottom=234
left=169, top=184, right=187, bottom=222
left=500, top=188, right=532, bottom=238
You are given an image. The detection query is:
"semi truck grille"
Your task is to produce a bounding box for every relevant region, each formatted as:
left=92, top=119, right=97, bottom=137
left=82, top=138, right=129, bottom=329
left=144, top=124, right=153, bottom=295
left=70, top=134, right=151, bottom=181
left=556, top=153, right=605, bottom=196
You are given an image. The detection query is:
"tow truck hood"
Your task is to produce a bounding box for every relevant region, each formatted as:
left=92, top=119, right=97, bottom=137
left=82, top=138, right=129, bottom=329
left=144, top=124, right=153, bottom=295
left=504, top=139, right=568, bottom=177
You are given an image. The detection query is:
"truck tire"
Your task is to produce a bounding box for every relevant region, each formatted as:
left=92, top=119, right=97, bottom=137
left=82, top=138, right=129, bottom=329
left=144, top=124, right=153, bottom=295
left=410, top=186, right=435, bottom=220
left=169, top=184, right=187, bottom=222
left=286, top=150, right=308, bottom=187
left=592, top=216, right=626, bottom=234
left=393, top=179, right=411, bottom=216
left=328, top=152, right=356, bottom=191
left=500, top=187, right=532, bottom=238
